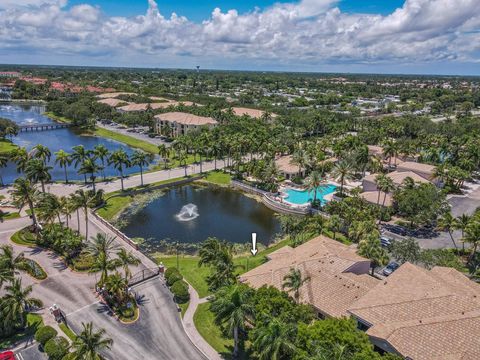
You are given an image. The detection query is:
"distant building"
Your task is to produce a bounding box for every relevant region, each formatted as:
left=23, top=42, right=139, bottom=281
left=0, top=71, right=21, bottom=78
left=154, top=112, right=217, bottom=137
left=226, top=107, right=277, bottom=119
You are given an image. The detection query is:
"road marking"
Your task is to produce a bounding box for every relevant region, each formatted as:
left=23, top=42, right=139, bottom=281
left=66, top=300, right=100, bottom=316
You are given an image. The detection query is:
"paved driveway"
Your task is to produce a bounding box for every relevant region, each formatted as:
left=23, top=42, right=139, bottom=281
left=66, top=277, right=205, bottom=360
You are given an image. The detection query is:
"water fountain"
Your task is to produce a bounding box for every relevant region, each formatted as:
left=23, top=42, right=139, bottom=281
left=175, top=203, right=199, bottom=222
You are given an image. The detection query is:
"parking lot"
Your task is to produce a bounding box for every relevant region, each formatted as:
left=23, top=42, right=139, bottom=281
left=97, top=121, right=169, bottom=146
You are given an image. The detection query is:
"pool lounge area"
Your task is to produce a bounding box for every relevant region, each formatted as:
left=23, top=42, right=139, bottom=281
left=282, top=183, right=338, bottom=206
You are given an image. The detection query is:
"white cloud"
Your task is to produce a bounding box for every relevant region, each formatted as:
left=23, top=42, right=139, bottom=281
left=0, top=0, right=478, bottom=72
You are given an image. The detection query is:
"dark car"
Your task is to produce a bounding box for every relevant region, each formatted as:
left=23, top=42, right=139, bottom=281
left=383, top=262, right=400, bottom=276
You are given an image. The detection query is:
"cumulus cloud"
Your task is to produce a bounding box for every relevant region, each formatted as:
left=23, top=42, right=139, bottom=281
left=0, top=0, right=478, bottom=70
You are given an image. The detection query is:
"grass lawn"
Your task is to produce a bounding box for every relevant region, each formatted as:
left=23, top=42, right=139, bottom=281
left=91, top=127, right=159, bottom=154
left=59, top=323, right=77, bottom=342
left=204, top=171, right=232, bottom=185
left=155, top=238, right=290, bottom=299
left=43, top=111, right=72, bottom=124
left=0, top=139, right=17, bottom=154
left=0, top=313, right=44, bottom=349
left=193, top=303, right=233, bottom=355
left=10, top=227, right=37, bottom=246
left=1, top=211, right=20, bottom=220
left=178, top=301, right=190, bottom=318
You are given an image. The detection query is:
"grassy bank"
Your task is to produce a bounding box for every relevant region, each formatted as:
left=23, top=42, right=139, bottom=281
left=203, top=171, right=232, bottom=185
left=0, top=313, right=43, bottom=349
left=0, top=139, right=17, bottom=154
left=43, top=111, right=72, bottom=124
left=155, top=237, right=289, bottom=299
left=90, top=127, right=159, bottom=154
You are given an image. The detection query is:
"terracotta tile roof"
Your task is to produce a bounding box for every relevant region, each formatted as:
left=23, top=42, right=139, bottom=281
left=97, top=92, right=136, bottom=99
left=240, top=236, right=375, bottom=317
left=275, top=155, right=302, bottom=174
left=360, top=191, right=393, bottom=207
left=349, top=263, right=480, bottom=360
left=154, top=112, right=217, bottom=126
left=228, top=107, right=277, bottom=118
left=396, top=161, right=436, bottom=176
left=97, top=98, right=129, bottom=107
left=364, top=171, right=430, bottom=186
left=117, top=103, right=149, bottom=112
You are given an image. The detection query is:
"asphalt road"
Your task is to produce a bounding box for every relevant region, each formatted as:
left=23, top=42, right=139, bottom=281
left=66, top=277, right=206, bottom=360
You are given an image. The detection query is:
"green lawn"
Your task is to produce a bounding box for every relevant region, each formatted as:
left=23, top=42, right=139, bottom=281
left=204, top=171, right=232, bottom=185
left=0, top=139, right=17, bottom=154
left=91, top=127, right=159, bottom=154
left=59, top=323, right=77, bottom=342
left=155, top=238, right=290, bottom=299
left=179, top=301, right=190, bottom=318
left=0, top=313, right=44, bottom=349
left=43, top=112, right=72, bottom=124
left=10, top=227, right=37, bottom=246
left=193, top=303, right=233, bottom=355
left=1, top=211, right=20, bottom=220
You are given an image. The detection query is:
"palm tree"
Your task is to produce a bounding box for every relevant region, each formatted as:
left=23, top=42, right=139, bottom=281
left=332, top=161, right=354, bottom=197
left=0, top=245, right=27, bottom=277
left=210, top=284, right=255, bottom=357
left=72, top=322, right=113, bottom=360
left=93, top=145, right=110, bottom=181
left=292, top=148, right=307, bottom=175
left=90, top=252, right=112, bottom=286
left=71, top=145, right=89, bottom=184
left=157, top=144, right=170, bottom=169
left=36, top=192, right=63, bottom=224
left=25, top=158, right=52, bottom=193
left=377, top=176, right=395, bottom=224
left=87, top=233, right=119, bottom=259
left=304, top=171, right=322, bottom=204
left=251, top=318, right=297, bottom=360
left=105, top=272, right=128, bottom=305
left=374, top=174, right=388, bottom=206
left=59, top=196, right=72, bottom=228
left=282, top=268, right=310, bottom=303
left=437, top=212, right=459, bottom=250
left=10, top=147, right=29, bottom=173
left=74, top=189, right=97, bottom=240
left=382, top=139, right=398, bottom=168
left=328, top=214, right=343, bottom=240
left=455, top=214, right=472, bottom=251
left=108, top=149, right=130, bottom=191
left=78, top=158, right=102, bottom=192
left=9, top=177, right=40, bottom=229
left=0, top=154, right=8, bottom=186
left=131, top=150, right=153, bottom=186
left=69, top=193, right=82, bottom=234
left=357, top=232, right=389, bottom=275
left=1, top=278, right=42, bottom=329
left=31, top=144, right=51, bottom=164
left=116, top=248, right=140, bottom=279
left=464, top=221, right=480, bottom=262
left=54, top=150, right=72, bottom=184
left=177, top=150, right=188, bottom=177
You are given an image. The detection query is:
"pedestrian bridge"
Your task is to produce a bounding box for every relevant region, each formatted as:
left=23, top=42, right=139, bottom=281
left=19, top=123, right=72, bottom=132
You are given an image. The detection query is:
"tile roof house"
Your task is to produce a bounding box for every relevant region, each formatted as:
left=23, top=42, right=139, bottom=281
left=275, top=155, right=305, bottom=180
left=348, top=262, right=480, bottom=360
left=227, top=107, right=277, bottom=119
left=240, top=235, right=376, bottom=318
left=363, top=171, right=431, bottom=193
left=97, top=98, right=129, bottom=107
left=97, top=92, right=136, bottom=99
left=396, top=161, right=436, bottom=181
left=154, top=112, right=217, bottom=137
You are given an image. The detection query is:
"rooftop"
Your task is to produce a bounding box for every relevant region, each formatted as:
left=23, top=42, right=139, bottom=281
left=364, top=171, right=431, bottom=186
left=98, top=98, right=128, bottom=107
left=97, top=92, right=136, bottom=99
left=360, top=191, right=393, bottom=207
left=154, top=112, right=217, bottom=126
left=396, top=161, right=436, bottom=175
left=228, top=107, right=276, bottom=118
left=275, top=155, right=302, bottom=175
left=349, top=263, right=480, bottom=360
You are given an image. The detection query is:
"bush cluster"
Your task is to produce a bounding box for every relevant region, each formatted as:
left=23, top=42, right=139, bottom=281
left=35, top=325, right=57, bottom=346
left=171, top=280, right=190, bottom=304
left=44, top=336, right=69, bottom=360
left=165, top=267, right=183, bottom=286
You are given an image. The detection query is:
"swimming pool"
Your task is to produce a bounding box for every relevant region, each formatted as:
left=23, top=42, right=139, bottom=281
left=283, top=184, right=337, bottom=205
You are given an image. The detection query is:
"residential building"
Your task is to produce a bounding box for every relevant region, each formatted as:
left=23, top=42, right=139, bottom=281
left=275, top=155, right=305, bottom=180
left=154, top=112, right=217, bottom=137
left=227, top=107, right=277, bottom=119
left=362, top=171, right=431, bottom=193
left=396, top=161, right=436, bottom=181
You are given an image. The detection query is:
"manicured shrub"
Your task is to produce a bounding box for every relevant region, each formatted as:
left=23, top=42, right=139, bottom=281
left=171, top=280, right=190, bottom=304
left=44, top=336, right=69, bottom=360
left=165, top=267, right=183, bottom=286
left=35, top=325, right=58, bottom=346
left=164, top=266, right=179, bottom=281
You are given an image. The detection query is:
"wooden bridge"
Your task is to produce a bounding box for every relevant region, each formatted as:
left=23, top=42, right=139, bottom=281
left=19, top=123, right=72, bottom=132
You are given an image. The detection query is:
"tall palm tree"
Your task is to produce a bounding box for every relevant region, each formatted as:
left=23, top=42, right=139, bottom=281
left=437, top=212, right=459, bottom=250
left=374, top=174, right=388, bottom=206
left=54, top=149, right=72, bottom=184
left=357, top=233, right=389, bottom=275
left=72, top=322, right=113, bottom=360
left=157, top=144, right=170, bottom=169
left=31, top=144, right=51, bottom=164
left=10, top=147, right=29, bottom=173
left=131, top=150, right=153, bottom=186
left=116, top=248, right=140, bottom=280
left=464, top=221, right=480, bottom=262
left=87, top=233, right=118, bottom=259
left=210, top=284, right=255, bottom=357
left=0, top=154, right=8, bottom=186
left=1, top=278, right=42, bottom=329
left=282, top=268, right=310, bottom=303
left=93, top=145, right=110, bottom=181
left=69, top=193, right=82, bottom=234
left=382, top=139, right=398, bottom=168
left=177, top=150, right=188, bottom=177
left=377, top=176, right=395, bottom=224
left=74, top=189, right=97, bottom=240
left=0, top=245, right=27, bottom=277
left=108, top=149, right=130, bottom=191
left=25, top=158, right=52, bottom=193
left=36, top=192, right=63, bottom=224
left=90, top=252, right=112, bottom=286
left=105, top=272, right=128, bottom=304
left=304, top=171, right=322, bottom=204
left=455, top=214, right=472, bottom=251
left=71, top=145, right=89, bottom=184
left=9, top=177, right=40, bottom=229
left=332, top=161, right=354, bottom=197
left=78, top=158, right=102, bottom=192
left=292, top=148, right=307, bottom=175
left=59, top=196, right=72, bottom=228
left=251, top=318, right=297, bottom=360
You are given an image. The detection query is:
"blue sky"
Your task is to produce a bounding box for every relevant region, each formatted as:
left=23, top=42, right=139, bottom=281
left=0, top=0, right=479, bottom=75
left=65, top=0, right=406, bottom=21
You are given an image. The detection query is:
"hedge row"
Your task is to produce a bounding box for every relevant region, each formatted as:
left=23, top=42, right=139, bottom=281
left=165, top=267, right=190, bottom=304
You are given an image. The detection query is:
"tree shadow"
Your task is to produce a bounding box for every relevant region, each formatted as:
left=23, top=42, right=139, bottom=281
left=135, top=293, right=149, bottom=306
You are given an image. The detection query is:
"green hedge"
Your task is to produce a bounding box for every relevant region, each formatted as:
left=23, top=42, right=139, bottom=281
left=44, top=336, right=69, bottom=360
left=35, top=325, right=57, bottom=346
left=171, top=280, right=190, bottom=304
left=165, top=267, right=183, bottom=287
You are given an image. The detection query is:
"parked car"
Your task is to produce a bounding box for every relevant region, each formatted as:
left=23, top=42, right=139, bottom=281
left=380, top=236, right=392, bottom=247
left=383, top=262, right=400, bottom=276
left=0, top=351, right=15, bottom=360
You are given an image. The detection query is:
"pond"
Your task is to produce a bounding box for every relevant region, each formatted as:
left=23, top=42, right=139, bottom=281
left=1, top=103, right=151, bottom=184
left=120, top=184, right=281, bottom=252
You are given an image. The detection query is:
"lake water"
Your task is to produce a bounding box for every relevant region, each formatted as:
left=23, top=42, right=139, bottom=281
left=120, top=184, right=281, bottom=250
left=1, top=103, right=151, bottom=184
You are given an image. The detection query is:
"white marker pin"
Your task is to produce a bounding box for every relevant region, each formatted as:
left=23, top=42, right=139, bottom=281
left=250, top=233, right=258, bottom=256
